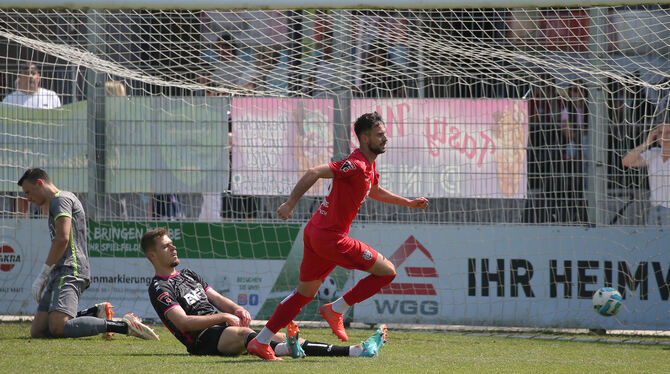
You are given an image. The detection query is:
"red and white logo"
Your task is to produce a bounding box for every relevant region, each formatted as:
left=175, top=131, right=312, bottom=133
left=157, top=292, right=173, bottom=306
left=380, top=236, right=437, bottom=295
left=340, top=160, right=356, bottom=172
left=0, top=245, right=22, bottom=272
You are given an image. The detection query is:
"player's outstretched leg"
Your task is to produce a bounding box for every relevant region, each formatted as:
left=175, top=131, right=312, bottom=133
left=95, top=302, right=114, bottom=340
left=286, top=321, right=306, bottom=359
left=123, top=313, right=159, bottom=340
left=247, top=337, right=283, bottom=360
left=250, top=289, right=313, bottom=360
left=359, top=324, right=387, bottom=357
left=319, top=303, right=348, bottom=341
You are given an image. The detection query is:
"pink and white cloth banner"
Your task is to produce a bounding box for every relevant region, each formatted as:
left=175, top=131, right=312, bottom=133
left=231, top=97, right=334, bottom=196
left=351, top=99, right=528, bottom=198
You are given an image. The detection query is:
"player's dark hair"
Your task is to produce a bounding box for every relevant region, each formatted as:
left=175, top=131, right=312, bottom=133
left=141, top=227, right=168, bottom=255
left=20, top=62, right=40, bottom=75
left=17, top=168, right=50, bottom=186
left=353, top=111, right=384, bottom=140
left=216, top=33, right=236, bottom=50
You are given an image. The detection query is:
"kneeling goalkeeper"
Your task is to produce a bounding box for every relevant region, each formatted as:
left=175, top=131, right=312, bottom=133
left=141, top=228, right=387, bottom=359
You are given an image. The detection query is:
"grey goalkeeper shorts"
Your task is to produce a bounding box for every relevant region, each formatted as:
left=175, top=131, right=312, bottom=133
left=37, top=268, right=90, bottom=317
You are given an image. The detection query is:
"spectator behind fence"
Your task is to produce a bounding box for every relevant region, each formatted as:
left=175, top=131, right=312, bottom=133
left=526, top=75, right=555, bottom=222
left=560, top=80, right=587, bottom=161
left=2, top=62, right=61, bottom=109
left=622, top=124, right=670, bottom=226
left=358, top=43, right=396, bottom=98
left=626, top=71, right=655, bottom=125
left=4, top=63, right=62, bottom=217
left=527, top=75, right=561, bottom=220
left=654, top=77, right=670, bottom=125
left=104, top=80, right=151, bottom=220
left=200, top=33, right=257, bottom=95
left=153, top=193, right=183, bottom=221
left=254, top=46, right=289, bottom=94
left=557, top=79, right=589, bottom=223
left=105, top=80, right=126, bottom=97
left=311, top=42, right=337, bottom=98
left=197, top=33, right=258, bottom=220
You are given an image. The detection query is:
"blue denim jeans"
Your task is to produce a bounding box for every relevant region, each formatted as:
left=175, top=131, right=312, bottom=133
left=647, top=205, right=670, bottom=227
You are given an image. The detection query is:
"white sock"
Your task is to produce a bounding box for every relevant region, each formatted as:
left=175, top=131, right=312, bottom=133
left=273, top=342, right=289, bottom=356
left=331, top=297, right=350, bottom=314
left=255, top=327, right=275, bottom=345
left=349, top=345, right=363, bottom=356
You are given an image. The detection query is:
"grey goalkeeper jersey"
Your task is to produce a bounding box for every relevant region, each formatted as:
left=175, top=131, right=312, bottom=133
left=48, top=190, right=90, bottom=280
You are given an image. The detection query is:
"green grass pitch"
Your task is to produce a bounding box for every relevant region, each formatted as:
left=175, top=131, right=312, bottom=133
left=1, top=322, right=669, bottom=373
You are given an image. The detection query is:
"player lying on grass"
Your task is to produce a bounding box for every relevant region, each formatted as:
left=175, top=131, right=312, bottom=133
left=248, top=112, right=428, bottom=360
left=18, top=167, right=158, bottom=341
left=141, top=228, right=386, bottom=359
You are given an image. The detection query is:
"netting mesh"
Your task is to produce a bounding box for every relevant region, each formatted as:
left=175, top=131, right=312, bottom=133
left=2, top=7, right=669, bottom=224
left=1, top=6, right=669, bottom=329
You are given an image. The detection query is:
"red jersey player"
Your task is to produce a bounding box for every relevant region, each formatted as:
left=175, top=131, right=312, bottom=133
left=248, top=112, right=429, bottom=360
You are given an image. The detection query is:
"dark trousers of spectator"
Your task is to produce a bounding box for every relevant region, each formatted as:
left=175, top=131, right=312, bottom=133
left=221, top=194, right=257, bottom=219
left=528, top=150, right=589, bottom=225
left=153, top=194, right=183, bottom=219
left=554, top=157, right=589, bottom=224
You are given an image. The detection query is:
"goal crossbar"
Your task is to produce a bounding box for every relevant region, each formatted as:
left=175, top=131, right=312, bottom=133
left=2, top=0, right=670, bottom=10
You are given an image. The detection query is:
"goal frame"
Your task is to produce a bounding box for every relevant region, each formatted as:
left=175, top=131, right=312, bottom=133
left=1, top=0, right=669, bottom=10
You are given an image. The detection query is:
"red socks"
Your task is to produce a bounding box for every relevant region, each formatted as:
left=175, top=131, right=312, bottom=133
left=265, top=274, right=396, bottom=333
left=266, top=290, right=313, bottom=333
left=343, top=274, right=396, bottom=305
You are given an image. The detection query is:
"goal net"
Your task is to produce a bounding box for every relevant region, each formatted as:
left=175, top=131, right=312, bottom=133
left=1, top=4, right=669, bottom=332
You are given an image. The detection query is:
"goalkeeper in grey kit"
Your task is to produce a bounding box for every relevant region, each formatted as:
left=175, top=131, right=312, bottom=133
left=19, top=168, right=158, bottom=340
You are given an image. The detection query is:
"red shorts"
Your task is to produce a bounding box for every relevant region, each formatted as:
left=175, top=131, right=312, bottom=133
left=299, top=222, right=379, bottom=282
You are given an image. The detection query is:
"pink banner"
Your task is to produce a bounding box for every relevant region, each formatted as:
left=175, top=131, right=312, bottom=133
left=231, top=98, right=334, bottom=196
left=351, top=99, right=528, bottom=198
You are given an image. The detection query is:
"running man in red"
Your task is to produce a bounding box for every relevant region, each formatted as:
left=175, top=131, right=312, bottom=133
left=247, top=112, right=428, bottom=360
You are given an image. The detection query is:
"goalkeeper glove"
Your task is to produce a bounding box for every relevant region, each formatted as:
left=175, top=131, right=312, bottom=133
left=32, top=264, right=54, bottom=303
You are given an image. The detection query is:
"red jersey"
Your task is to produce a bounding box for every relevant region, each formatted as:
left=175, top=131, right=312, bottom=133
left=309, top=149, right=379, bottom=233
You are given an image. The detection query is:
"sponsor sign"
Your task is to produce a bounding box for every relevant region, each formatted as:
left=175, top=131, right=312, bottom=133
left=87, top=221, right=297, bottom=259
left=0, top=223, right=45, bottom=313
left=0, top=220, right=298, bottom=318
left=349, top=224, right=670, bottom=330
left=0, top=245, right=21, bottom=272
left=79, top=257, right=283, bottom=318
left=0, top=102, right=87, bottom=192
left=231, top=97, right=334, bottom=196
left=105, top=96, right=229, bottom=193
left=3, top=219, right=669, bottom=331
left=351, top=99, right=528, bottom=198
left=0, top=238, right=26, bottom=298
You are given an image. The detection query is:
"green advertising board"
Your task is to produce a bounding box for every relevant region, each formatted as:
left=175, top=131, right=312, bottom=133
left=87, top=221, right=300, bottom=260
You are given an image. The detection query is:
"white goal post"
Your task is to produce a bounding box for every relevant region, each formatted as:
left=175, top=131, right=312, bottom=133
left=1, top=1, right=669, bottom=332
left=0, top=0, right=668, bottom=9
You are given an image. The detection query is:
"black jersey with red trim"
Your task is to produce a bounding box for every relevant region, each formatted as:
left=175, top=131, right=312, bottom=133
left=148, top=268, right=217, bottom=352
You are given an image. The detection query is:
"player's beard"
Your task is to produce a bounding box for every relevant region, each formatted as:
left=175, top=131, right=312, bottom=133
left=369, top=141, right=386, bottom=155
left=170, top=259, right=180, bottom=268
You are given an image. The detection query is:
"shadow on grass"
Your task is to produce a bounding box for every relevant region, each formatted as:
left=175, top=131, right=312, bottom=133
left=61, top=353, right=331, bottom=362
left=110, top=353, right=191, bottom=357
left=61, top=352, right=188, bottom=357
left=210, top=358, right=330, bottom=364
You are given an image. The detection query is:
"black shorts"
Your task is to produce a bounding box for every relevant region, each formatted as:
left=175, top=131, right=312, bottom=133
left=189, top=324, right=229, bottom=356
